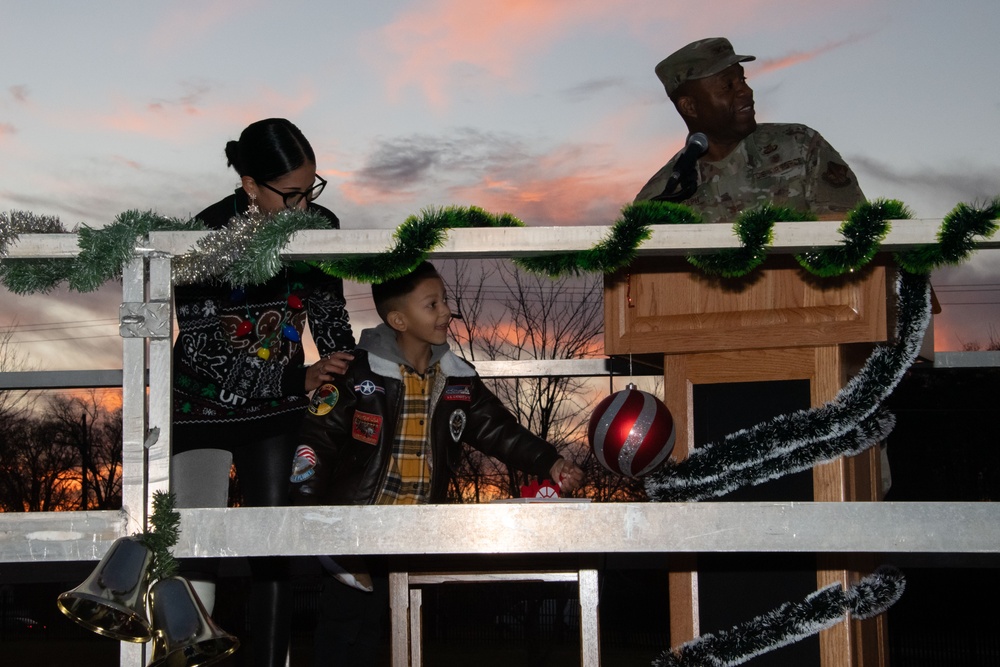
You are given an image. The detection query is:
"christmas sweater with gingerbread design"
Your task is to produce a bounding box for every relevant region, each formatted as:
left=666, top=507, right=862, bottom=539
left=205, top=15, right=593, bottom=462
left=172, top=189, right=355, bottom=430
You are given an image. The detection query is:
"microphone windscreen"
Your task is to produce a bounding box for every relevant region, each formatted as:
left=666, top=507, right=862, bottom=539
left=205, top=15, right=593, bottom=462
left=688, top=132, right=709, bottom=154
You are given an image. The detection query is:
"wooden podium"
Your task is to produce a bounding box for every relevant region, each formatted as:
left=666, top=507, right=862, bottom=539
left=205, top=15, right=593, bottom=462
left=604, top=255, right=891, bottom=667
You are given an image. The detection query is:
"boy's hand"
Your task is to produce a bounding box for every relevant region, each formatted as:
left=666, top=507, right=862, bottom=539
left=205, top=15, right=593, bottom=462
left=305, top=351, right=354, bottom=392
left=549, top=458, right=584, bottom=494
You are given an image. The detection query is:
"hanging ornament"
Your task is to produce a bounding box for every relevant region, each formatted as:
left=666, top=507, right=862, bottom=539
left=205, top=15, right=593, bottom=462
left=588, top=383, right=675, bottom=478
left=287, top=294, right=303, bottom=310
left=282, top=324, right=301, bottom=342
left=235, top=321, right=253, bottom=337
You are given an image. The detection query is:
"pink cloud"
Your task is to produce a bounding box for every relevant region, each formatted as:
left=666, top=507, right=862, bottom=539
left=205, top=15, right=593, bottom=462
left=338, top=158, right=635, bottom=225
left=448, top=168, right=633, bottom=225
left=754, top=33, right=873, bottom=76
left=369, top=0, right=872, bottom=108
left=372, top=0, right=682, bottom=108
left=85, top=85, right=316, bottom=142
left=338, top=178, right=415, bottom=207
left=0, top=123, right=16, bottom=138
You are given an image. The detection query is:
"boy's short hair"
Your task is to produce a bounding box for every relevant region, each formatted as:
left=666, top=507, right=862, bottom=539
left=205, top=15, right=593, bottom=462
left=372, top=261, right=442, bottom=322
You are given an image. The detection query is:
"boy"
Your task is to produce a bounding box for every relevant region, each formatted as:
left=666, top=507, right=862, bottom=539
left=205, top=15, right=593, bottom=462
left=293, top=261, right=584, bottom=665
left=293, top=260, right=583, bottom=505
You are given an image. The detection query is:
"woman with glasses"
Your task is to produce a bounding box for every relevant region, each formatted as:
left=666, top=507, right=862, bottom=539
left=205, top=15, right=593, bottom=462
left=170, top=118, right=355, bottom=667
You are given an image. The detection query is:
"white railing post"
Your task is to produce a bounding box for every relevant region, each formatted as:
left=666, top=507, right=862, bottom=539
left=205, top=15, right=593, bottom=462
left=120, top=254, right=148, bottom=667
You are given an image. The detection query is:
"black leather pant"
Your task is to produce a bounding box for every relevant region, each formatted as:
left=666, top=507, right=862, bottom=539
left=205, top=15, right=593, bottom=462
left=173, top=426, right=296, bottom=667
left=235, top=433, right=295, bottom=667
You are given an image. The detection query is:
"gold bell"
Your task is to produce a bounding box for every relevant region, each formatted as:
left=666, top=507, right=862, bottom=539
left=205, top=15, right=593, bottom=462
left=148, top=576, right=239, bottom=667
left=56, top=535, right=154, bottom=642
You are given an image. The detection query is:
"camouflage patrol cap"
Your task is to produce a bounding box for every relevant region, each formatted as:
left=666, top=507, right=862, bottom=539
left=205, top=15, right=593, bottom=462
left=655, top=37, right=755, bottom=97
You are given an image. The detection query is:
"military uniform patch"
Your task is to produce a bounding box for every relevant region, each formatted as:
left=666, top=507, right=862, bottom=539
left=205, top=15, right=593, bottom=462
left=308, top=384, right=340, bottom=416
left=352, top=411, right=382, bottom=445
left=449, top=409, right=467, bottom=443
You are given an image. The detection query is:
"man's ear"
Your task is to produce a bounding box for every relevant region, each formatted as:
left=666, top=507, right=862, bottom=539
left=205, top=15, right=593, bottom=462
left=676, top=94, right=698, bottom=121
left=387, top=310, right=407, bottom=333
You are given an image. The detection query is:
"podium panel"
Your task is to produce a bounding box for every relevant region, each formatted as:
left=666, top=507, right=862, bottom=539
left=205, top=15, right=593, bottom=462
left=604, top=256, right=888, bottom=356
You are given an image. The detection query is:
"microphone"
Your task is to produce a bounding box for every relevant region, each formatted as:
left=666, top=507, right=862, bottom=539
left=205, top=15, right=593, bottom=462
left=655, top=132, right=708, bottom=203
left=671, top=132, right=708, bottom=182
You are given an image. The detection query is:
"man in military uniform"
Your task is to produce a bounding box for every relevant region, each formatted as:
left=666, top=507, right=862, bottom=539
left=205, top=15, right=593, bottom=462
left=635, top=37, right=865, bottom=222
left=635, top=39, right=886, bottom=667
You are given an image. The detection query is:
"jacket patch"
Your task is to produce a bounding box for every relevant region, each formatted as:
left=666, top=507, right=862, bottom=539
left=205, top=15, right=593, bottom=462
left=444, top=384, right=472, bottom=401
left=352, top=411, right=382, bottom=445
left=308, top=384, right=339, bottom=416
left=354, top=380, right=384, bottom=396
left=449, top=409, right=467, bottom=443
left=290, top=445, right=317, bottom=483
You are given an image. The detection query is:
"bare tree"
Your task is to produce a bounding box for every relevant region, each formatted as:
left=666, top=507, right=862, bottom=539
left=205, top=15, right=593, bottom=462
left=0, top=322, right=123, bottom=510
left=442, top=259, right=646, bottom=500
left=0, top=416, right=79, bottom=511
left=0, top=323, right=70, bottom=511
left=44, top=391, right=123, bottom=510
left=0, top=322, right=39, bottom=426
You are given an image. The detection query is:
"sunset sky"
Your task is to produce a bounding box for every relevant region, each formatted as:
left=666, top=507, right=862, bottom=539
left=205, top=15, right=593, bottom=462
left=2, top=0, right=999, bottom=371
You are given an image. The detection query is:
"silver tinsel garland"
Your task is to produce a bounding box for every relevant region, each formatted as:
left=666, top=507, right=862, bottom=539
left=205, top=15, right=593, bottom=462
left=653, top=566, right=906, bottom=667
left=171, top=211, right=271, bottom=286
left=171, top=208, right=336, bottom=286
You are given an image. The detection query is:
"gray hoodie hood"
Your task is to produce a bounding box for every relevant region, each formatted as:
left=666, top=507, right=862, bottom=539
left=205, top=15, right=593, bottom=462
left=357, top=324, right=475, bottom=379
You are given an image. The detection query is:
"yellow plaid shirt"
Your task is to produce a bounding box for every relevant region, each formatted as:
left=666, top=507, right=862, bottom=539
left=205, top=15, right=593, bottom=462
left=376, top=364, right=436, bottom=505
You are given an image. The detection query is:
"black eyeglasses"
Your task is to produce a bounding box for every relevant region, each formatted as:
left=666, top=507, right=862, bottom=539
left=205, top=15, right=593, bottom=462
left=257, top=174, right=327, bottom=209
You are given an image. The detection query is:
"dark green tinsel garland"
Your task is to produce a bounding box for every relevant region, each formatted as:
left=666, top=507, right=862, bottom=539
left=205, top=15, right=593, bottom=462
left=796, top=199, right=907, bottom=277
left=516, top=200, right=699, bottom=277
left=138, top=490, right=181, bottom=582
left=317, top=205, right=524, bottom=283
left=1, top=197, right=998, bottom=293
left=896, top=197, right=1000, bottom=274
left=689, top=205, right=806, bottom=277
left=0, top=210, right=201, bottom=294
left=653, top=566, right=906, bottom=667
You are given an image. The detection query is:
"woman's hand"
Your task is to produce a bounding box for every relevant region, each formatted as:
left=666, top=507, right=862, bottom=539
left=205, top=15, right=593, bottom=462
left=305, top=351, right=354, bottom=393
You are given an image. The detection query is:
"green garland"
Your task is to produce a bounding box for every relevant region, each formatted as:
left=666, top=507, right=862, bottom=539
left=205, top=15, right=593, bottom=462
left=138, top=490, right=181, bottom=582
left=2, top=197, right=998, bottom=294
left=317, top=205, right=524, bottom=283
left=0, top=210, right=201, bottom=294
left=897, top=197, right=1000, bottom=274
left=515, top=200, right=699, bottom=277
left=688, top=205, right=807, bottom=277
left=796, top=199, right=906, bottom=277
